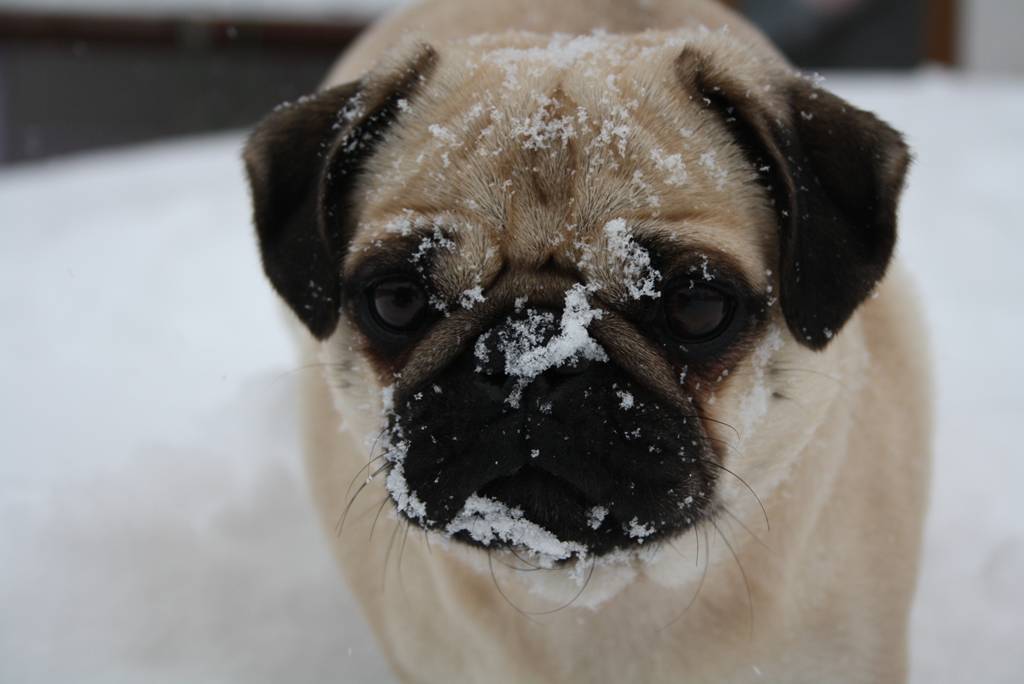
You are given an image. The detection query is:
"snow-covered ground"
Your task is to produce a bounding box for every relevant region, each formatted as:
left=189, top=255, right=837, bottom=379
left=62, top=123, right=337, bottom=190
left=1, top=71, right=1021, bottom=682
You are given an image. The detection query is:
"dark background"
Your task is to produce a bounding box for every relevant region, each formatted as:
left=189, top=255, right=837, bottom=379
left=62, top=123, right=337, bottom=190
left=0, top=0, right=956, bottom=166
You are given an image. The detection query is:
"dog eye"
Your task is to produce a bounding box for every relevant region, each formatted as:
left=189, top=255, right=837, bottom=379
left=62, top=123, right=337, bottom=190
left=665, top=284, right=735, bottom=343
left=366, top=277, right=428, bottom=333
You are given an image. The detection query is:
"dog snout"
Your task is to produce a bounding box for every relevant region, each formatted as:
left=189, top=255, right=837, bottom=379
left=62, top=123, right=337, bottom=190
left=471, top=307, right=601, bottom=400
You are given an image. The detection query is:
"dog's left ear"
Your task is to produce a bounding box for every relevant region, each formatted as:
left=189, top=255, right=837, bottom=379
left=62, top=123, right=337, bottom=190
left=244, top=45, right=437, bottom=339
left=677, top=48, right=911, bottom=349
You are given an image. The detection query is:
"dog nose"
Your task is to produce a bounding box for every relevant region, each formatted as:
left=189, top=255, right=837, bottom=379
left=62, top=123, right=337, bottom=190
left=473, top=307, right=560, bottom=375
left=473, top=364, right=589, bottom=405
left=471, top=307, right=597, bottom=400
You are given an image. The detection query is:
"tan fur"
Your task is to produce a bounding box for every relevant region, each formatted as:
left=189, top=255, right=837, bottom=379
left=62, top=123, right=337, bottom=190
left=291, top=1, right=932, bottom=682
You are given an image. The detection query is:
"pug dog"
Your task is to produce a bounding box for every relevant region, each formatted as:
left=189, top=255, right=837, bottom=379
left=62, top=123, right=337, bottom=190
left=243, top=0, right=932, bottom=682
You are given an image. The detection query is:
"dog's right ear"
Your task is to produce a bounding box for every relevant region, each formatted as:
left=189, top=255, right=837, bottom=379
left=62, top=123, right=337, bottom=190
left=675, top=47, right=910, bottom=350
left=243, top=46, right=437, bottom=339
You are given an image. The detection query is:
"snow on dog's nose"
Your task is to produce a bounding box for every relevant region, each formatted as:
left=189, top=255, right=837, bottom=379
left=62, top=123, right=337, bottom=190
left=472, top=284, right=607, bottom=407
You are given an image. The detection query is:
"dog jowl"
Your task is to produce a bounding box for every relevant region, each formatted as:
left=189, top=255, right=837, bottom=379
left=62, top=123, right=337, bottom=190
left=244, top=35, right=909, bottom=564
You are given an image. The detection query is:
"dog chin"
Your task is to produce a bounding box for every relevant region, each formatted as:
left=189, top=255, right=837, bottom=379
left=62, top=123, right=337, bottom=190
left=425, top=509, right=717, bottom=613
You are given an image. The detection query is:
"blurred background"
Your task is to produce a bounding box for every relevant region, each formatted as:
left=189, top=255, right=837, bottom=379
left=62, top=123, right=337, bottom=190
left=2, top=2, right=1022, bottom=683
left=0, top=0, right=1020, bottom=165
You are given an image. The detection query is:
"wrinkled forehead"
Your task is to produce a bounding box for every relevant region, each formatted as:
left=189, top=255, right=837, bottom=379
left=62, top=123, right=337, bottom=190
left=348, top=32, right=776, bottom=291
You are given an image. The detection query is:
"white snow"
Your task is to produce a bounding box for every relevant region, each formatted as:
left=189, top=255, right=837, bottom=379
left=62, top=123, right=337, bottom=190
left=508, top=94, right=579, bottom=150
left=616, top=389, right=635, bottom=410
left=735, top=325, right=785, bottom=440
left=458, top=284, right=486, bottom=309
left=0, top=132, right=391, bottom=682
left=382, top=208, right=432, bottom=236
left=444, top=494, right=587, bottom=565
left=377, top=393, right=426, bottom=526
left=409, top=224, right=455, bottom=266
left=381, top=434, right=429, bottom=523
left=649, top=147, right=689, bottom=186
left=479, top=31, right=623, bottom=90
left=602, top=218, right=662, bottom=299
left=698, top=150, right=729, bottom=191
left=626, top=517, right=656, bottom=542
left=493, top=283, right=608, bottom=407
left=0, top=71, right=1022, bottom=683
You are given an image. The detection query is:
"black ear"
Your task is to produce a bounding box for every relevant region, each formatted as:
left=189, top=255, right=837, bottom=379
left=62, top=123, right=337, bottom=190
left=243, top=83, right=359, bottom=339
left=677, top=49, right=910, bottom=349
left=243, top=46, right=437, bottom=339
left=774, top=83, right=910, bottom=348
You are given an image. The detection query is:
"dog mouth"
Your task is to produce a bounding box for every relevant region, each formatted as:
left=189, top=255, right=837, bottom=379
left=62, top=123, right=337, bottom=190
left=481, top=464, right=596, bottom=512
left=382, top=398, right=717, bottom=562
left=465, top=466, right=634, bottom=559
left=478, top=465, right=599, bottom=538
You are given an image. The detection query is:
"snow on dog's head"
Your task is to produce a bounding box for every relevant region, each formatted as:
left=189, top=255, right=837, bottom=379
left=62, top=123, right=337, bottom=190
left=246, top=28, right=911, bottom=584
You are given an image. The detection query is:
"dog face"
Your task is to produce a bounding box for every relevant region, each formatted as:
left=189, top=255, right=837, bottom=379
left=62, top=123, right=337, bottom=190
left=244, top=32, right=908, bottom=564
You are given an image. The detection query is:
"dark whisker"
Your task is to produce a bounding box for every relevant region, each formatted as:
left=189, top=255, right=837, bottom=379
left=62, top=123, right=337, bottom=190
left=382, top=517, right=403, bottom=591
left=369, top=496, right=390, bottom=543
left=368, top=462, right=391, bottom=480
left=343, top=452, right=387, bottom=505
left=336, top=478, right=373, bottom=537
left=698, top=458, right=770, bottom=532
left=719, top=505, right=771, bottom=550
left=274, top=361, right=341, bottom=381
left=661, top=523, right=710, bottom=630
left=491, top=553, right=544, bottom=573
left=341, top=427, right=389, bottom=510
left=704, top=433, right=739, bottom=457
left=509, top=547, right=543, bottom=571
left=342, top=423, right=393, bottom=532
left=771, top=365, right=850, bottom=391
left=693, top=523, right=701, bottom=568
left=397, top=521, right=412, bottom=594
left=712, top=519, right=755, bottom=640
left=487, top=550, right=537, bottom=622
left=525, top=557, right=596, bottom=615
left=696, top=414, right=741, bottom=441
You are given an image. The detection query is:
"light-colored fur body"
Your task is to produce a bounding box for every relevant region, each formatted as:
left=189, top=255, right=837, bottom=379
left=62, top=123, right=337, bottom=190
left=284, top=1, right=932, bottom=682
